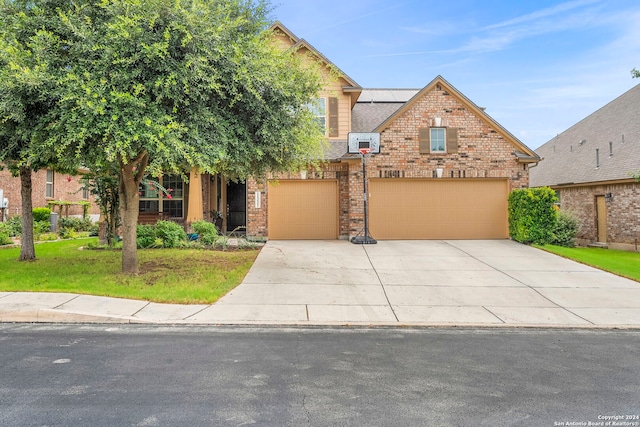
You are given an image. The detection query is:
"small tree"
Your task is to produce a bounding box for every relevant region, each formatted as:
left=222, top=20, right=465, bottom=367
left=0, top=0, right=75, bottom=261
left=508, top=187, right=558, bottom=245
left=83, top=167, right=121, bottom=246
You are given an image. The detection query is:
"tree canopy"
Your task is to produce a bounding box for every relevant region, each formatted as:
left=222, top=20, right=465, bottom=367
left=0, top=0, right=78, bottom=260
left=39, top=0, right=325, bottom=273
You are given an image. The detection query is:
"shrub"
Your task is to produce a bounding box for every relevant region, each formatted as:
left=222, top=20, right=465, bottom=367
left=38, top=232, right=59, bottom=241
left=59, top=217, right=93, bottom=232
left=152, top=220, right=187, bottom=248
left=32, top=207, right=51, bottom=223
left=58, top=228, right=75, bottom=239
left=0, top=230, right=12, bottom=245
left=191, top=220, right=218, bottom=246
left=508, top=187, right=558, bottom=245
left=551, top=210, right=580, bottom=247
left=34, top=220, right=51, bottom=235
left=5, top=216, right=21, bottom=236
left=136, top=224, right=158, bottom=249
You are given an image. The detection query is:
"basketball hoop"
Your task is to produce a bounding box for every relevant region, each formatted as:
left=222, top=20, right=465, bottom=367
left=358, top=147, right=372, bottom=157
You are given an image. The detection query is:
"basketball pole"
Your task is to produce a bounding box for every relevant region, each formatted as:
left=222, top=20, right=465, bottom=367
left=351, top=150, right=377, bottom=245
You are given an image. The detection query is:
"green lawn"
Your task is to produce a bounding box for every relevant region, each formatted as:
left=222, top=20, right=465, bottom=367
left=536, top=244, right=640, bottom=282
left=0, top=238, right=259, bottom=304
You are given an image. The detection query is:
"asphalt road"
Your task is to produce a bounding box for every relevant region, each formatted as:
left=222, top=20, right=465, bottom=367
left=1, top=325, right=639, bottom=427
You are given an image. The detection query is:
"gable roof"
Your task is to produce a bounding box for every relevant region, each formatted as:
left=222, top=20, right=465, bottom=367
left=269, top=22, right=361, bottom=96
left=373, top=75, right=539, bottom=161
left=530, top=83, right=640, bottom=187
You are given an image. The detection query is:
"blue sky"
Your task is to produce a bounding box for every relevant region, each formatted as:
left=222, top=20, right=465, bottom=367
left=271, top=0, right=640, bottom=149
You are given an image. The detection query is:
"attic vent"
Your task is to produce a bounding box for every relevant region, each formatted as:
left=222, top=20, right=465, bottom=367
left=609, top=141, right=613, bottom=157
left=579, top=139, right=586, bottom=146
left=595, top=148, right=600, bottom=168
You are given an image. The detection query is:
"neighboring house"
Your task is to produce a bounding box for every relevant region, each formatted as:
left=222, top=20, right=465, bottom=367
left=530, top=83, right=640, bottom=251
left=0, top=167, right=100, bottom=221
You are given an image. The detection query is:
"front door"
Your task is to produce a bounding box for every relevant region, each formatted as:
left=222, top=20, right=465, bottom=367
left=227, top=181, right=246, bottom=232
left=596, top=195, right=607, bottom=243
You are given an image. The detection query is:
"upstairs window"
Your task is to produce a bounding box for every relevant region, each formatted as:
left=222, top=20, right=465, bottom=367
left=308, top=98, right=326, bottom=133
left=419, top=127, right=458, bottom=154
left=430, top=128, right=446, bottom=152
left=45, top=170, right=54, bottom=198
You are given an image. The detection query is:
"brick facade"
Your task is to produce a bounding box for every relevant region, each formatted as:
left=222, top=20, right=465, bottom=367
left=0, top=167, right=99, bottom=220
left=246, top=83, right=532, bottom=240
left=557, top=182, right=640, bottom=251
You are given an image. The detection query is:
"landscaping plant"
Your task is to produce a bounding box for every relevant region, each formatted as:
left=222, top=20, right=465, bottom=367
left=508, top=187, right=558, bottom=245
left=551, top=210, right=580, bottom=247
left=191, top=220, right=218, bottom=246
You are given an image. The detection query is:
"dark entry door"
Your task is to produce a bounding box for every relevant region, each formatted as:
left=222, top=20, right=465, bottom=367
left=227, top=181, right=246, bottom=232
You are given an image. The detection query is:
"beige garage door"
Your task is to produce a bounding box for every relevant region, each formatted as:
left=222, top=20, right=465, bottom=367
left=369, top=179, right=508, bottom=239
left=268, top=180, right=338, bottom=240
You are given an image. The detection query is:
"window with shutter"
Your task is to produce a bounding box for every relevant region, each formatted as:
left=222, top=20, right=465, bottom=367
left=419, top=127, right=459, bottom=154
left=328, top=97, right=338, bottom=137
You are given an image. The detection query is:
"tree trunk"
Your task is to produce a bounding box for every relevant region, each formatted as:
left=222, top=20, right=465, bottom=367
left=19, top=166, right=36, bottom=261
left=119, top=164, right=139, bottom=274
left=118, top=153, right=148, bottom=275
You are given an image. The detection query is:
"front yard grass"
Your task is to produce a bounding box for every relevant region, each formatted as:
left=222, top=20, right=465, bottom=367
left=536, top=244, right=640, bottom=282
left=0, top=238, right=259, bottom=304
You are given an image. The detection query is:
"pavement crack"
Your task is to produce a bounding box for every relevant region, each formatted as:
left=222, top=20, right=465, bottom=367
left=363, top=246, right=399, bottom=322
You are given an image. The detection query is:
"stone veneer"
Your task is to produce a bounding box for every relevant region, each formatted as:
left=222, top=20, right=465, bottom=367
left=246, top=85, right=531, bottom=240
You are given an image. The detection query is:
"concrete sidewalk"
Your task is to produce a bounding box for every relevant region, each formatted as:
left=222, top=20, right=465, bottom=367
left=2, top=240, right=640, bottom=328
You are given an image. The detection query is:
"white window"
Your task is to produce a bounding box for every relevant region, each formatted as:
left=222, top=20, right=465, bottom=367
left=308, top=98, right=326, bottom=133
left=430, top=128, right=446, bottom=152
left=45, top=170, right=54, bottom=198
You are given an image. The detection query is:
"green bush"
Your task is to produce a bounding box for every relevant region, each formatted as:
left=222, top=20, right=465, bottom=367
left=5, top=216, right=21, bottom=236
left=32, top=207, right=51, bottom=222
left=136, top=224, right=158, bottom=249
left=0, top=230, right=12, bottom=245
left=191, top=220, right=218, bottom=246
left=34, top=220, right=51, bottom=235
left=508, top=187, right=558, bottom=245
left=58, top=228, right=75, bottom=239
left=38, top=232, right=59, bottom=241
left=551, top=210, right=580, bottom=247
left=59, top=217, right=93, bottom=232
left=151, top=220, right=187, bottom=248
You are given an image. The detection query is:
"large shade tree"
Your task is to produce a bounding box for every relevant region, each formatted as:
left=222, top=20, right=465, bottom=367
left=49, top=0, right=324, bottom=274
left=0, top=0, right=75, bottom=261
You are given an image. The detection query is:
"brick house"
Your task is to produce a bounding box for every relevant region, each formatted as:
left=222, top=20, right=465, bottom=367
left=180, top=22, right=540, bottom=240
left=2, top=22, right=540, bottom=238
left=0, top=167, right=100, bottom=221
left=530, top=83, right=640, bottom=251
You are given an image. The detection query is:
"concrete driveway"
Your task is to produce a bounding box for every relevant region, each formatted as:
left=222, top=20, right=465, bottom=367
left=207, top=239, right=640, bottom=327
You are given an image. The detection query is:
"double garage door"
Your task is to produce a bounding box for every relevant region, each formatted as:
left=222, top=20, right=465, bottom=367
left=267, top=179, right=508, bottom=240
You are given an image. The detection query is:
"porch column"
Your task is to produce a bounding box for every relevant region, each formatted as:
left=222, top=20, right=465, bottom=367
left=186, top=167, right=204, bottom=224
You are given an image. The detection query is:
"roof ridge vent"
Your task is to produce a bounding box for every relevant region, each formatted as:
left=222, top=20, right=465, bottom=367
left=579, top=139, right=586, bottom=146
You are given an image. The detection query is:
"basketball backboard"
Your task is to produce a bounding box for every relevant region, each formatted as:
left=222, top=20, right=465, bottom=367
left=348, top=132, right=380, bottom=154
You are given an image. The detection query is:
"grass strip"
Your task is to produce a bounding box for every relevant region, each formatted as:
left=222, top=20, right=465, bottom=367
left=536, top=244, right=640, bottom=282
left=0, top=238, right=259, bottom=304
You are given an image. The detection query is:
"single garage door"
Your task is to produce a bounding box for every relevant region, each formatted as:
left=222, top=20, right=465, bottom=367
left=268, top=180, right=338, bottom=240
left=369, top=179, right=508, bottom=239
